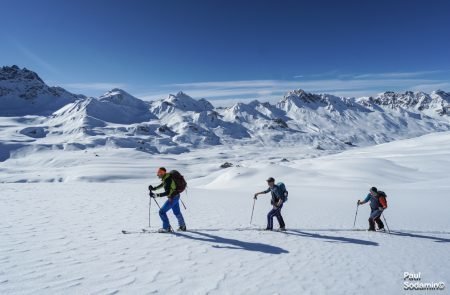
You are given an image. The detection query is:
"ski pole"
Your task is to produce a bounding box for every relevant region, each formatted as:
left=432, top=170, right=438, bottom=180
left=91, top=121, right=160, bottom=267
left=250, top=198, right=256, bottom=224
left=153, top=197, right=161, bottom=209
left=180, top=198, right=187, bottom=210
left=353, top=203, right=359, bottom=228
left=180, top=188, right=188, bottom=210
left=382, top=213, right=390, bottom=234
left=149, top=192, right=152, bottom=228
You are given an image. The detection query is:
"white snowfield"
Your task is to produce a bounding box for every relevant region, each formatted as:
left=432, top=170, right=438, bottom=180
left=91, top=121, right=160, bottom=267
left=1, top=131, right=449, bottom=295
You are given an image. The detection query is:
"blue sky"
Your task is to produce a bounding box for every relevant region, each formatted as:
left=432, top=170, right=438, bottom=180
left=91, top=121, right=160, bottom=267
left=1, top=0, right=450, bottom=104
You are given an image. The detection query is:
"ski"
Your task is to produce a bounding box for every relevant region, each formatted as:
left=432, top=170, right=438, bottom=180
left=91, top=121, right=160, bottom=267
left=122, top=228, right=180, bottom=234
left=143, top=228, right=177, bottom=233
left=364, top=229, right=389, bottom=233
left=252, top=228, right=285, bottom=232
left=121, top=229, right=159, bottom=234
left=142, top=228, right=161, bottom=233
left=122, top=230, right=144, bottom=234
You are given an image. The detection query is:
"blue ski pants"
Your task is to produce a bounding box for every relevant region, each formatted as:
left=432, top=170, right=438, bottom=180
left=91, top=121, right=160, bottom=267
left=267, top=204, right=285, bottom=229
left=159, top=195, right=185, bottom=230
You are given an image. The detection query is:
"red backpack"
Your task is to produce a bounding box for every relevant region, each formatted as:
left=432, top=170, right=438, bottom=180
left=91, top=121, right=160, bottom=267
left=378, top=191, right=388, bottom=209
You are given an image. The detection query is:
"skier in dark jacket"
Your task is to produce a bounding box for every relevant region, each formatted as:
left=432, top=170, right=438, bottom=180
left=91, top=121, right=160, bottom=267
left=149, top=167, right=186, bottom=233
left=254, top=177, right=287, bottom=231
left=357, top=187, right=387, bottom=231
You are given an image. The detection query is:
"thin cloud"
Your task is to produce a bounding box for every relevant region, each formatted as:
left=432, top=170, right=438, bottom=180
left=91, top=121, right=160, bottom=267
left=138, top=70, right=450, bottom=103
left=410, top=82, right=450, bottom=93
left=308, top=70, right=340, bottom=78
left=161, top=78, right=439, bottom=96
left=15, top=43, right=59, bottom=75
left=352, top=70, right=446, bottom=79
left=167, top=80, right=284, bottom=88
left=62, top=82, right=127, bottom=91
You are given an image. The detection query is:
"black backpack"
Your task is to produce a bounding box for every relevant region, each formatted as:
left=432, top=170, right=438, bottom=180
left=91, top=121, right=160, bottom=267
left=169, top=170, right=187, bottom=194
left=276, top=182, right=288, bottom=202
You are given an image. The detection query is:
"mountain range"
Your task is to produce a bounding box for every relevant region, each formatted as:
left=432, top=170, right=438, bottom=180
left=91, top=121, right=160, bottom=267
left=1, top=65, right=449, bottom=160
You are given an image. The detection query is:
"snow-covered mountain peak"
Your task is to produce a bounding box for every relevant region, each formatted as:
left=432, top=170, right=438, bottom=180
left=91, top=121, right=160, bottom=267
left=99, top=88, right=148, bottom=109
left=431, top=89, right=450, bottom=102
left=279, top=89, right=324, bottom=109
left=227, top=101, right=258, bottom=114
left=247, top=99, right=262, bottom=107
left=167, top=91, right=214, bottom=111
left=151, top=91, right=214, bottom=115
left=220, top=101, right=271, bottom=123
left=374, top=91, right=420, bottom=107
left=281, top=89, right=320, bottom=103
left=277, top=89, right=341, bottom=112
left=0, top=65, right=82, bottom=116
left=0, top=65, right=44, bottom=84
left=173, top=91, right=190, bottom=99
left=360, top=90, right=450, bottom=115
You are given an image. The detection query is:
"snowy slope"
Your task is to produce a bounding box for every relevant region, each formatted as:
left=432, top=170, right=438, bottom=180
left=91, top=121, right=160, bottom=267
left=0, top=132, right=449, bottom=294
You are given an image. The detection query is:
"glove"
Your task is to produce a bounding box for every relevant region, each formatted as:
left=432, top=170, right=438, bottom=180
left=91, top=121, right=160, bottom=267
left=357, top=200, right=361, bottom=205
left=148, top=185, right=154, bottom=191
left=150, top=191, right=156, bottom=198
left=254, top=193, right=258, bottom=199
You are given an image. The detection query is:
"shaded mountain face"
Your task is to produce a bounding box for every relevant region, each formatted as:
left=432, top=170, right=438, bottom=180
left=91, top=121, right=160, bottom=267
left=0, top=65, right=84, bottom=116
left=1, top=65, right=450, bottom=156
left=358, top=90, right=450, bottom=115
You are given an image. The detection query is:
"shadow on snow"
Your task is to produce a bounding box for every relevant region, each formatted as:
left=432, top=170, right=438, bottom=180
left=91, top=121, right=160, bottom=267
left=283, top=230, right=379, bottom=246
left=389, top=231, right=450, bottom=243
left=175, top=231, right=289, bottom=255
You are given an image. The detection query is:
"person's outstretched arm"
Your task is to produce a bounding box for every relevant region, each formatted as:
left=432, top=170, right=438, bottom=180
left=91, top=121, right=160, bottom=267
left=254, top=188, right=270, bottom=199
left=358, top=194, right=371, bottom=205
left=150, top=183, right=163, bottom=190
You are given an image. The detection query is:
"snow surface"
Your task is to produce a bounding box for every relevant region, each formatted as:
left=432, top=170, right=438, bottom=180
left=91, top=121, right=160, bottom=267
left=1, top=132, right=449, bottom=294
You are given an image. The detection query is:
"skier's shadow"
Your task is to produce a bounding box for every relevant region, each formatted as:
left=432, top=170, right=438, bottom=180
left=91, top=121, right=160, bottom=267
left=390, top=231, right=450, bottom=243
left=284, top=230, right=379, bottom=246
left=175, top=231, right=289, bottom=254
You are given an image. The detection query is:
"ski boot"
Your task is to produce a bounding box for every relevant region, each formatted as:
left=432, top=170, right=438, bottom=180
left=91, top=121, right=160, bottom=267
left=158, top=228, right=172, bottom=233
